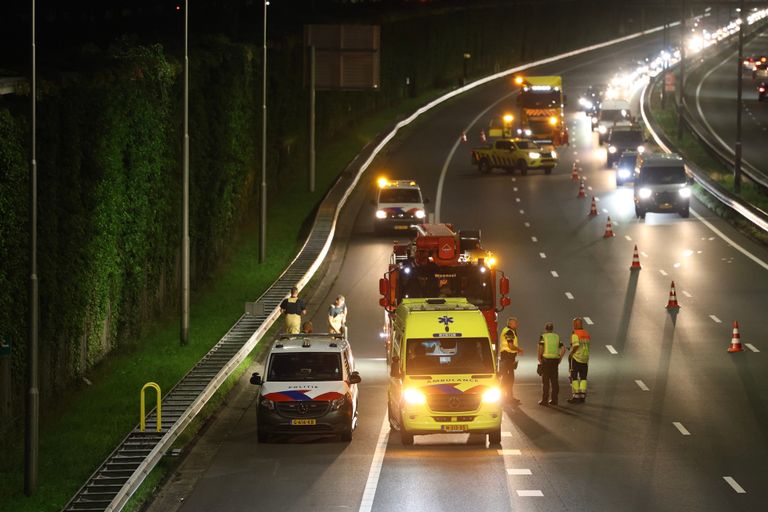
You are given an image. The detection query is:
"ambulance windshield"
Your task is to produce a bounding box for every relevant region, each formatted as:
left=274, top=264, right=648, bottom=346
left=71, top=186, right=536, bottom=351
left=405, top=338, right=494, bottom=375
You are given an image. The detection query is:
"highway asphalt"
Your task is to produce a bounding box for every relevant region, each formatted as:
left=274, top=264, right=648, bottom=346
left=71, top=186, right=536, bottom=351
left=687, top=27, right=768, bottom=178
left=147, top=29, right=768, bottom=512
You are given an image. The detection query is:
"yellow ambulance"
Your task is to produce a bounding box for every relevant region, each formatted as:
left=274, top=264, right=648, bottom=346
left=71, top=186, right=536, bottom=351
left=386, top=298, right=502, bottom=445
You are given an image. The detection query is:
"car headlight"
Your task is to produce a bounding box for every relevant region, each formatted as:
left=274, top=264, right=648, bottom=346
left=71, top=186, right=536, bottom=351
left=679, top=187, right=691, bottom=198
left=528, top=151, right=541, bottom=159
left=259, top=397, right=275, bottom=410
left=638, top=187, right=652, bottom=199
left=591, top=117, right=598, bottom=124
left=414, top=209, right=426, bottom=219
left=524, top=129, right=532, bottom=136
left=598, top=125, right=607, bottom=134
left=403, top=388, right=426, bottom=405
left=330, top=396, right=347, bottom=411
left=375, top=209, right=387, bottom=219
left=608, top=146, right=617, bottom=154
left=637, top=145, right=645, bottom=153
left=481, top=387, right=502, bottom=404
left=551, top=150, right=557, bottom=159
left=618, top=168, right=631, bottom=179
left=583, top=100, right=593, bottom=109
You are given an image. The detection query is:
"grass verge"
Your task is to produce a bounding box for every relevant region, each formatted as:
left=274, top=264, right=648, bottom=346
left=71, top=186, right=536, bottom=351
left=0, top=86, right=446, bottom=512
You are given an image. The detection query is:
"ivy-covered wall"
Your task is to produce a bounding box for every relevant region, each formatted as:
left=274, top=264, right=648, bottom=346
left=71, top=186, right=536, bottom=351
left=0, top=1, right=663, bottom=432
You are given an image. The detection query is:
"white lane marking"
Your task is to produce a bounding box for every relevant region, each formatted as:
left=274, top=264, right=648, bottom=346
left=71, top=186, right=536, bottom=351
left=516, top=197, right=521, bottom=203
left=673, top=422, right=691, bottom=436
left=550, top=270, right=559, bottom=277
left=723, top=476, right=746, bottom=494
left=513, top=187, right=518, bottom=192
left=506, top=469, right=532, bottom=476
left=635, top=380, right=650, bottom=391
left=531, top=236, right=538, bottom=242
left=745, top=343, right=760, bottom=353
left=519, top=209, right=525, bottom=214
left=502, top=431, right=513, bottom=437
left=594, top=196, right=601, bottom=202
left=709, top=315, right=722, bottom=323
left=602, top=208, right=609, bottom=213
left=358, top=414, right=391, bottom=512
left=624, top=235, right=632, bottom=241
left=691, top=210, right=768, bottom=272
left=659, top=269, right=668, bottom=276
left=511, top=177, right=517, bottom=182
left=587, top=186, right=593, bottom=191
left=682, top=290, right=693, bottom=298
left=641, top=251, right=649, bottom=258
left=583, top=316, right=594, bottom=325
left=539, top=252, right=547, bottom=259
left=524, top=222, right=531, bottom=228
left=606, top=345, right=618, bottom=355
left=565, top=292, right=575, bottom=300
left=517, top=490, right=544, bottom=497
left=498, top=449, right=522, bottom=455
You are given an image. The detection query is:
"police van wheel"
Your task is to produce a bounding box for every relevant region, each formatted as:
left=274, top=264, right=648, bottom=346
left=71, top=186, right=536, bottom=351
left=257, top=428, right=269, bottom=443
left=517, top=159, right=528, bottom=176
left=679, top=207, right=690, bottom=218
left=635, top=206, right=646, bottom=220
left=488, top=428, right=502, bottom=446
left=479, top=159, right=491, bottom=174
left=400, top=428, right=414, bottom=446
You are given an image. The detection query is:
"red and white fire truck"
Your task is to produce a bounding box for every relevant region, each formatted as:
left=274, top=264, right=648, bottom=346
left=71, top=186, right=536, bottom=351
left=378, top=224, right=510, bottom=348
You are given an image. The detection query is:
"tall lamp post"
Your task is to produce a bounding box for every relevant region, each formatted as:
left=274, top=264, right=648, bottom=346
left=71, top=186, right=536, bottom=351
left=181, top=0, right=190, bottom=346
left=25, top=0, right=39, bottom=495
left=734, top=0, right=745, bottom=194
left=677, top=0, right=686, bottom=140
left=260, top=0, right=268, bottom=263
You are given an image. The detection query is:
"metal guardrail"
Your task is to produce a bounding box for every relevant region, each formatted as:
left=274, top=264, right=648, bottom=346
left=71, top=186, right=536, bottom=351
left=0, top=76, right=25, bottom=96
left=63, top=19, right=694, bottom=512
left=641, top=71, right=768, bottom=233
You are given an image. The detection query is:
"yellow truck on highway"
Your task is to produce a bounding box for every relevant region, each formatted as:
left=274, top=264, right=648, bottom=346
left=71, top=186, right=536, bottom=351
left=515, top=75, right=568, bottom=146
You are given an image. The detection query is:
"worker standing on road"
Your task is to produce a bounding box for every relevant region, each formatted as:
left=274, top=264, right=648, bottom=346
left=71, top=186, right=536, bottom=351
left=568, top=317, right=591, bottom=404
left=280, top=286, right=306, bottom=334
left=328, top=295, right=348, bottom=335
left=499, top=317, right=524, bottom=404
left=538, top=322, right=565, bottom=406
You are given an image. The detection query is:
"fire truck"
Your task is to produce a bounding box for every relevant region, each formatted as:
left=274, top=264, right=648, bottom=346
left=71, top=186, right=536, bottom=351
left=378, top=224, right=510, bottom=348
left=514, top=75, right=568, bottom=146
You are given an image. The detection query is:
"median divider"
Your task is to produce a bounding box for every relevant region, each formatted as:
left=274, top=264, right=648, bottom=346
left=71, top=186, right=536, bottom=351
left=64, top=20, right=687, bottom=512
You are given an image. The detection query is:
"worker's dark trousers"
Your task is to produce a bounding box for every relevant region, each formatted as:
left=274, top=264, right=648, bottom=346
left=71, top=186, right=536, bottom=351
left=541, top=359, right=560, bottom=402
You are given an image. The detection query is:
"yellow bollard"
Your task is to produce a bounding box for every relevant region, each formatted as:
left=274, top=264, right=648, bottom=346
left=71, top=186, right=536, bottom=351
left=140, top=382, right=162, bottom=432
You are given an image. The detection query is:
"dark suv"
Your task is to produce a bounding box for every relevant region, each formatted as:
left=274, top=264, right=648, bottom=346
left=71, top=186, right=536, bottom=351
left=606, top=126, right=645, bottom=167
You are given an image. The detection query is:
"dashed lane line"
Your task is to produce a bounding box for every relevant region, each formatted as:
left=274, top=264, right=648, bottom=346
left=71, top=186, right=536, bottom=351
left=583, top=316, right=593, bottom=325
left=539, top=252, right=547, bottom=259
left=524, top=222, right=531, bottom=228
left=501, top=431, right=513, bottom=437
left=606, top=345, right=618, bottom=355
left=516, top=490, right=544, bottom=497
left=659, top=269, right=668, bottom=276
left=506, top=469, right=533, bottom=475
left=550, top=271, right=559, bottom=277
left=709, top=315, right=722, bottom=323
left=641, top=251, right=649, bottom=258
left=624, top=235, right=632, bottom=241
left=519, top=209, right=525, bottom=214
left=635, top=380, right=650, bottom=391
left=723, top=476, right=746, bottom=494
left=358, top=414, right=391, bottom=512
left=498, top=449, right=522, bottom=455
left=745, top=343, right=760, bottom=353
left=531, top=236, right=538, bottom=242
left=682, top=290, right=693, bottom=298
left=565, top=292, right=575, bottom=300
left=672, top=422, right=691, bottom=436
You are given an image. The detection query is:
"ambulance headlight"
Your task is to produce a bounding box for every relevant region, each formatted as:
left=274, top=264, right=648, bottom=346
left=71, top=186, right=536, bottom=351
left=598, top=125, right=607, bottom=134
left=618, top=168, right=631, bottom=179
left=375, top=209, right=387, bottom=219
left=482, top=387, right=502, bottom=404
left=638, top=187, right=652, bottom=199
left=414, top=209, right=426, bottom=219
left=679, top=187, right=691, bottom=198
left=403, top=388, right=426, bottom=405
left=637, top=145, right=646, bottom=153
left=608, top=146, right=617, bottom=154
left=330, top=396, right=347, bottom=411
left=528, top=151, right=541, bottom=159
left=259, top=397, right=275, bottom=410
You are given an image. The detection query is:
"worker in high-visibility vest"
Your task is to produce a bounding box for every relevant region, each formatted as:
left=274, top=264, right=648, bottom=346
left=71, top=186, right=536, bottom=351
left=537, top=322, right=565, bottom=406
left=568, top=317, right=591, bottom=403
left=279, top=286, right=306, bottom=334
left=499, top=317, right=524, bottom=404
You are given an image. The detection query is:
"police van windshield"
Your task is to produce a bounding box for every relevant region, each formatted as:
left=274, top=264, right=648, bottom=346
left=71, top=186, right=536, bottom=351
left=639, top=166, right=686, bottom=184
left=268, top=352, right=342, bottom=381
left=519, top=91, right=560, bottom=108
left=398, top=266, right=493, bottom=308
left=380, top=189, right=421, bottom=204
left=406, top=338, right=494, bottom=375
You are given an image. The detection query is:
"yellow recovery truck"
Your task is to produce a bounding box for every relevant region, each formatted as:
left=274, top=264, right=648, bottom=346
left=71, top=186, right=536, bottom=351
left=514, top=75, right=568, bottom=146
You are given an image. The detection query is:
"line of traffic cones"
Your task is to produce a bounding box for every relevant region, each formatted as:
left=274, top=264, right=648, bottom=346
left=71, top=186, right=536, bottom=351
left=480, top=130, right=486, bottom=143
left=588, top=196, right=598, bottom=217
left=571, top=161, right=580, bottom=181
left=665, top=281, right=680, bottom=310
left=728, top=321, right=744, bottom=353
left=577, top=179, right=586, bottom=198
left=603, top=216, right=615, bottom=237
left=629, top=245, right=641, bottom=270
left=461, top=131, right=467, bottom=143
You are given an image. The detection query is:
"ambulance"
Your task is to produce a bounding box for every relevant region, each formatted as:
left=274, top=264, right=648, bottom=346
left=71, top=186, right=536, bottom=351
left=386, top=298, right=502, bottom=446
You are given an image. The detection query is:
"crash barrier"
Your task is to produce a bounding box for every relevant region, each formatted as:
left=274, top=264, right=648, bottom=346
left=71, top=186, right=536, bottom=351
left=139, top=383, right=162, bottom=433
left=64, top=18, right=691, bottom=512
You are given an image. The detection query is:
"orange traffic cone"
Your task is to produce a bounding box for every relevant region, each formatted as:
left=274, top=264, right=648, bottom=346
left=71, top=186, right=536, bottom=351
left=728, top=321, right=744, bottom=353
left=629, top=245, right=642, bottom=270
left=603, top=216, right=615, bottom=238
left=577, top=179, right=586, bottom=198
left=571, top=161, right=580, bottom=181
left=665, top=281, right=680, bottom=310
left=461, top=132, right=468, bottom=143
left=480, top=130, right=487, bottom=143
left=588, top=196, right=598, bottom=216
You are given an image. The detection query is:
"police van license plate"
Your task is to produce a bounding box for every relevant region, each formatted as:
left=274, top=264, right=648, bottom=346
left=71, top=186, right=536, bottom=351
left=394, top=225, right=409, bottom=230
left=442, top=424, right=468, bottom=432
left=291, top=419, right=317, bottom=426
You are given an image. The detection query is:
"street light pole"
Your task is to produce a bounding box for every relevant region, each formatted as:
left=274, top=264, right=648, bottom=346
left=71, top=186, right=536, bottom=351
left=181, top=0, right=190, bottom=345
left=734, top=0, right=745, bottom=194
left=677, top=0, right=686, bottom=140
left=662, top=0, right=669, bottom=108
left=25, top=0, right=39, bottom=495
left=309, top=44, right=315, bottom=193
left=259, top=0, right=268, bottom=263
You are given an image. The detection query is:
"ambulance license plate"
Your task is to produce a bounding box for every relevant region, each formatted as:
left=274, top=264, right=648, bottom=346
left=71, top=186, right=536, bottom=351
left=394, top=225, right=409, bottom=230
left=291, top=419, right=317, bottom=426
left=442, top=424, right=468, bottom=432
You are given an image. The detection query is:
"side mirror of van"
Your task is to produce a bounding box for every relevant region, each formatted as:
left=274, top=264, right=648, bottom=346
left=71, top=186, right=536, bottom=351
left=250, top=372, right=262, bottom=385
left=390, top=357, right=402, bottom=378
left=349, top=371, right=362, bottom=384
